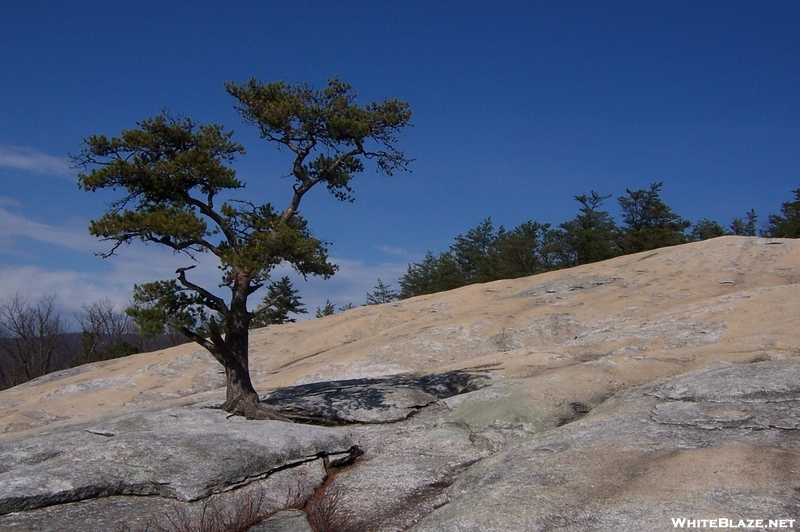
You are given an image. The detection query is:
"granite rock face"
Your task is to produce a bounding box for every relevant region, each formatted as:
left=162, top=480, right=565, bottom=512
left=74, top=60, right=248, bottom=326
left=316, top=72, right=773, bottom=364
left=0, top=370, right=486, bottom=531
left=1, top=237, right=800, bottom=530
left=408, top=360, right=800, bottom=532
left=0, top=408, right=355, bottom=514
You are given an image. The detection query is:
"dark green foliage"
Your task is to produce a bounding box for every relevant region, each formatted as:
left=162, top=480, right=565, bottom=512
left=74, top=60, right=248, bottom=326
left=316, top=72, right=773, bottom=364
left=763, top=189, right=800, bottom=237
left=398, top=251, right=464, bottom=299
left=493, top=221, right=551, bottom=277
left=75, top=78, right=412, bottom=418
left=617, top=182, right=691, bottom=253
left=399, top=219, right=562, bottom=299
left=691, top=219, right=727, bottom=241
left=451, top=218, right=500, bottom=284
left=398, top=184, right=694, bottom=299
left=366, top=279, right=399, bottom=305
left=316, top=299, right=336, bottom=318
left=730, top=209, right=758, bottom=237
left=224, top=76, right=412, bottom=208
left=497, top=221, right=569, bottom=275
left=249, top=277, right=307, bottom=328
left=126, top=279, right=209, bottom=338
left=559, top=192, right=620, bottom=264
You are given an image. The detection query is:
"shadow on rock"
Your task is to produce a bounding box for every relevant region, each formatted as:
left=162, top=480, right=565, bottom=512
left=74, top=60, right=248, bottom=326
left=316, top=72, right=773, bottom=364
left=259, top=366, right=496, bottom=425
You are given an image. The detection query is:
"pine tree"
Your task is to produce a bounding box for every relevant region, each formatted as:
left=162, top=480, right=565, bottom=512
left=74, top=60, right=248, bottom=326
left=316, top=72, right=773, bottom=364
left=366, top=279, right=399, bottom=305
left=559, top=191, right=620, bottom=264
left=315, top=300, right=337, bottom=318
left=730, top=209, right=758, bottom=236
left=249, top=277, right=307, bottom=328
left=617, top=182, right=691, bottom=253
left=75, top=78, right=411, bottom=419
left=691, top=219, right=727, bottom=240
left=763, top=190, right=800, bottom=237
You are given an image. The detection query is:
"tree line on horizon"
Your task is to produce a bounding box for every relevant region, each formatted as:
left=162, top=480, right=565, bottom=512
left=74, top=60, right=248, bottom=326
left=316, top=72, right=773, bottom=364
left=396, top=183, right=800, bottom=299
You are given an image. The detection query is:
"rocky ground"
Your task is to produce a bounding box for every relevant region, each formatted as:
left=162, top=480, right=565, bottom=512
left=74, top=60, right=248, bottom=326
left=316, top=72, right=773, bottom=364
left=1, top=236, right=799, bottom=531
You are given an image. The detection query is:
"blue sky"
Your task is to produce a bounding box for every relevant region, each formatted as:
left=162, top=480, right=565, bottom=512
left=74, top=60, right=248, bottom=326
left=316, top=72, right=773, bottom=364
left=1, top=1, right=798, bottom=318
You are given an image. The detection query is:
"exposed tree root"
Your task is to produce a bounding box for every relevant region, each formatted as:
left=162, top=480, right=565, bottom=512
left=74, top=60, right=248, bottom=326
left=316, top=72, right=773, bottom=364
left=223, top=397, right=291, bottom=421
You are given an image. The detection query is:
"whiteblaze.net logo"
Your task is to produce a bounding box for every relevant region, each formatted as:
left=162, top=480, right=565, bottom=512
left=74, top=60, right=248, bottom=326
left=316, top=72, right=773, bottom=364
left=671, top=518, right=796, bottom=529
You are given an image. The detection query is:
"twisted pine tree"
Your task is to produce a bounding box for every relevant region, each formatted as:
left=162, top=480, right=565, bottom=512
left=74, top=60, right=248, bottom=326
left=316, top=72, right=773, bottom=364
left=73, top=77, right=411, bottom=419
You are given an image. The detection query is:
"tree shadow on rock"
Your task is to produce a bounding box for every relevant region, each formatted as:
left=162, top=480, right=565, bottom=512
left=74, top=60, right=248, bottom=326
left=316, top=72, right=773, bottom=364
left=258, top=365, right=497, bottom=426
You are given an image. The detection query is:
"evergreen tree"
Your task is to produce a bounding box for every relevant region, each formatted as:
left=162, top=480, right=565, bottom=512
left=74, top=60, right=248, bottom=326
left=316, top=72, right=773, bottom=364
left=451, top=218, right=499, bottom=284
left=494, top=221, right=553, bottom=277
left=75, top=78, right=412, bottom=419
left=366, top=279, right=399, bottom=305
left=730, top=209, right=758, bottom=236
left=763, top=190, right=800, bottom=237
left=399, top=251, right=464, bottom=299
left=315, top=299, right=336, bottom=318
left=617, top=182, right=691, bottom=253
left=691, top=219, right=727, bottom=241
left=559, top=191, right=620, bottom=265
left=249, top=277, right=307, bottom=328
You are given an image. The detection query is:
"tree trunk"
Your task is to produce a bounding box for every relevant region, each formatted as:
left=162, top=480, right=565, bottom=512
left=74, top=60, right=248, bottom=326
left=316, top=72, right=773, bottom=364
left=218, top=322, right=288, bottom=421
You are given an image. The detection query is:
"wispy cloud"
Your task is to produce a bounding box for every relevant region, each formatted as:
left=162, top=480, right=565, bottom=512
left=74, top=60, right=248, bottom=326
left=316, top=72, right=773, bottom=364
left=0, top=207, right=97, bottom=254
left=0, top=265, right=131, bottom=316
left=375, top=244, right=410, bottom=257
left=0, top=145, right=72, bottom=178
left=0, top=205, right=411, bottom=321
left=0, top=196, right=22, bottom=208
left=0, top=252, right=410, bottom=324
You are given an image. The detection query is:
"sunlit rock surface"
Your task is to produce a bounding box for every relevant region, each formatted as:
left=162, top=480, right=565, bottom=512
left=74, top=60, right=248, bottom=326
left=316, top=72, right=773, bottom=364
left=1, top=237, right=799, bottom=530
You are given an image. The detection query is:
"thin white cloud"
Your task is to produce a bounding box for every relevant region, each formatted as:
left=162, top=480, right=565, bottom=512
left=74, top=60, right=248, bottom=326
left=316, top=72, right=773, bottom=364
left=0, top=208, right=97, bottom=254
left=0, top=253, right=410, bottom=325
left=0, top=265, right=131, bottom=316
left=0, top=196, right=22, bottom=208
left=375, top=244, right=409, bottom=257
left=0, top=145, right=73, bottom=178
left=104, top=246, right=226, bottom=295
left=0, top=205, right=411, bottom=324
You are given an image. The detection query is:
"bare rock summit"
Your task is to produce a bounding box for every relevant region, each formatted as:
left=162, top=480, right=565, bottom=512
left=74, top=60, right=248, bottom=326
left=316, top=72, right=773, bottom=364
left=1, top=236, right=799, bottom=530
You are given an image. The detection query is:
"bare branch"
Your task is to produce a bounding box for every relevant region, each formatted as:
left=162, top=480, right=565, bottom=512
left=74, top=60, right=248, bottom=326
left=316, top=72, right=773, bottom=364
left=179, top=325, right=222, bottom=363
left=251, top=292, right=284, bottom=317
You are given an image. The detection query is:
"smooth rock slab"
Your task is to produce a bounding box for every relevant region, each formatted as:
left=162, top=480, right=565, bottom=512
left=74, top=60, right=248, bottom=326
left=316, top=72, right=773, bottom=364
left=411, top=360, right=800, bottom=531
left=0, top=460, right=325, bottom=532
left=0, top=407, right=354, bottom=515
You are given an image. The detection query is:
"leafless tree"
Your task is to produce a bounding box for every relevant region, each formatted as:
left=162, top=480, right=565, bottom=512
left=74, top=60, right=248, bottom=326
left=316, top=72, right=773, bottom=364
left=77, top=298, right=140, bottom=363
left=0, top=294, right=65, bottom=382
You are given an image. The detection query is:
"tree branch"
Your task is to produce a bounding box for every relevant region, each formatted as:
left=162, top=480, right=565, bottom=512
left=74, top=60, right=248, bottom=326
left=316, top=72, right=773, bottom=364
left=180, top=325, right=225, bottom=365
left=175, top=266, right=230, bottom=318
left=251, top=292, right=284, bottom=317
left=182, top=194, right=238, bottom=254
